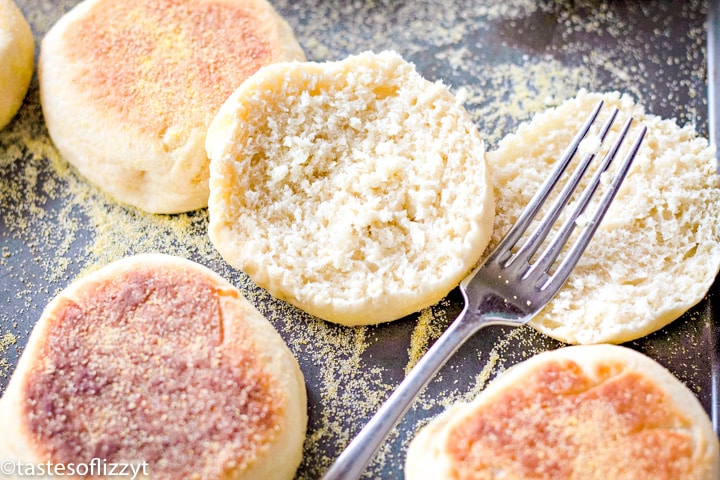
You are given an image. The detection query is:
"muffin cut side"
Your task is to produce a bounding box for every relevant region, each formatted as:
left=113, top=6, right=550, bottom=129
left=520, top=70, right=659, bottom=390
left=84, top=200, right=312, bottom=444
left=207, top=51, right=495, bottom=325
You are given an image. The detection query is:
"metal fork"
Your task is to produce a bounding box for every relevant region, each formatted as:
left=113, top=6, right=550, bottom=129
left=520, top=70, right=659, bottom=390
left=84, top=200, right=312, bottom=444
left=321, top=100, right=647, bottom=480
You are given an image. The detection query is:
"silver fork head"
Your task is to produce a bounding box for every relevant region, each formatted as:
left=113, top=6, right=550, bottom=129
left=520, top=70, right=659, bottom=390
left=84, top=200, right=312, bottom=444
left=320, top=101, right=648, bottom=480
left=462, top=100, right=647, bottom=321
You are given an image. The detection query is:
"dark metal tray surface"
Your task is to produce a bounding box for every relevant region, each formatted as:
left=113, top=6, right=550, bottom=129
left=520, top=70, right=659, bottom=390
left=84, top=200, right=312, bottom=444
left=1, top=1, right=717, bottom=478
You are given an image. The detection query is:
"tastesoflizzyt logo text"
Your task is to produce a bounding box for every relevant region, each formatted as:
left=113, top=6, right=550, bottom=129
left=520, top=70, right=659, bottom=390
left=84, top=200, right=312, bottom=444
left=0, top=458, right=148, bottom=479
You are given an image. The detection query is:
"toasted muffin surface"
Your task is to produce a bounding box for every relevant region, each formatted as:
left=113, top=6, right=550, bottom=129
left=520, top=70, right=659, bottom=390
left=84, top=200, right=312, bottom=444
left=406, top=345, right=720, bottom=480
left=24, top=265, right=276, bottom=473
left=448, top=362, right=694, bottom=479
left=64, top=0, right=287, bottom=138
left=1, top=255, right=307, bottom=480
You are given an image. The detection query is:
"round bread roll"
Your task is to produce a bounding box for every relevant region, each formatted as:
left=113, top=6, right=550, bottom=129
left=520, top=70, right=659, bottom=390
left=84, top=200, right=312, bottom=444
left=38, top=0, right=305, bottom=214
left=486, top=90, right=720, bottom=344
left=206, top=50, right=495, bottom=326
left=0, top=254, right=307, bottom=480
left=0, top=0, right=34, bottom=130
left=406, top=344, right=720, bottom=480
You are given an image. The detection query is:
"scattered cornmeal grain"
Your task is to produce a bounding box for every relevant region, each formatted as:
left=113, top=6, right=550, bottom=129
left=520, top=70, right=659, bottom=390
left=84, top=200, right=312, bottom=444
left=0, top=332, right=17, bottom=378
left=406, top=305, right=450, bottom=375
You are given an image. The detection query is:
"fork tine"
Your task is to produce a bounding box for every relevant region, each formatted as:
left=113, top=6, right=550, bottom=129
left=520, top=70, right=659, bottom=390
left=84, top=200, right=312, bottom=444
left=522, top=114, right=636, bottom=283
left=490, top=100, right=605, bottom=266
left=537, top=123, right=647, bottom=294
left=508, top=107, right=620, bottom=269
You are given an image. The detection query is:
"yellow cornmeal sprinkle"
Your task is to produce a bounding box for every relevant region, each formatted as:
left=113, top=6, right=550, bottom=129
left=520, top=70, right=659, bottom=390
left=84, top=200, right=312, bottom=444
left=406, top=307, right=446, bottom=375
left=0, top=332, right=17, bottom=378
left=1, top=0, right=710, bottom=478
left=0, top=333, right=16, bottom=348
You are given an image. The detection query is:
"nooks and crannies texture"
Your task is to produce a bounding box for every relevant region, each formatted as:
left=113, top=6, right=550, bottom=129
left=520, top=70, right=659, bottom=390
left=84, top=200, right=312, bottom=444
left=207, top=51, right=495, bottom=325
left=487, top=89, right=720, bottom=344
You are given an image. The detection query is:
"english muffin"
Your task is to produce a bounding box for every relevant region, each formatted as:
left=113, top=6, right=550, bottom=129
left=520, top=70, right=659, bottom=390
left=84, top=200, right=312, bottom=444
left=486, top=90, right=720, bottom=344
left=39, top=0, right=305, bottom=214
left=206, top=50, right=495, bottom=326
left=0, top=0, right=34, bottom=130
left=0, top=254, right=307, bottom=480
left=406, top=344, right=720, bottom=480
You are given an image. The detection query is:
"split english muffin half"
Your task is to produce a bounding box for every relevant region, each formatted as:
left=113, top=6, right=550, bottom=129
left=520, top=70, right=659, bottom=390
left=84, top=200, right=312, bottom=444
left=486, top=90, right=720, bottom=344
left=206, top=50, right=495, bottom=326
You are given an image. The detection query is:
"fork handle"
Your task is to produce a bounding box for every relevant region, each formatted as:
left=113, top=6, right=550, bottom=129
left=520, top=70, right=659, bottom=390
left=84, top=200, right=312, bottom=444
left=321, top=306, right=495, bottom=480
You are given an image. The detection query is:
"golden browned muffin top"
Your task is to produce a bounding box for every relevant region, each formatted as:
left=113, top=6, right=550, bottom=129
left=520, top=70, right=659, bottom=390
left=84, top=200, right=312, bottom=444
left=446, top=359, right=695, bottom=480
left=63, top=0, right=291, bottom=136
left=22, top=263, right=281, bottom=478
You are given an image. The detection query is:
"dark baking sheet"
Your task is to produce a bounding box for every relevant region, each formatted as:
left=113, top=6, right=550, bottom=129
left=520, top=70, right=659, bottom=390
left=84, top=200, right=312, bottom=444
left=1, top=0, right=717, bottom=478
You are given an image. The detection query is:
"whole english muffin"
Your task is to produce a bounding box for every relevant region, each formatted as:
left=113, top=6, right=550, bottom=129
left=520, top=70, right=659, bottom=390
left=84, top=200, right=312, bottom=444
left=487, top=90, right=720, bottom=344
left=405, top=345, right=720, bottom=480
left=206, top=50, right=495, bottom=326
left=0, top=0, right=34, bottom=130
left=0, top=254, right=307, bottom=480
left=38, top=0, right=305, bottom=214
